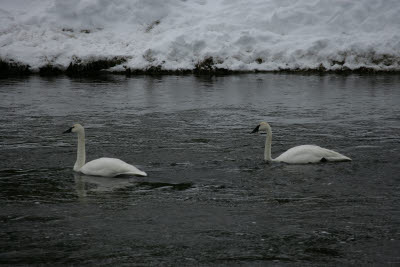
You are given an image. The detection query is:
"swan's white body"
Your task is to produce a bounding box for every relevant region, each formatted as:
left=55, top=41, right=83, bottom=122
left=273, top=144, right=351, bottom=164
left=80, top=157, right=147, bottom=177
left=64, top=124, right=147, bottom=177
left=252, top=122, right=351, bottom=164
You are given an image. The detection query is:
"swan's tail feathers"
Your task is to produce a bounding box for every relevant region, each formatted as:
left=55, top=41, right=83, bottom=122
left=132, top=170, right=147, bottom=177
left=117, top=170, right=147, bottom=177
left=341, top=156, right=352, bottom=162
left=320, top=147, right=352, bottom=162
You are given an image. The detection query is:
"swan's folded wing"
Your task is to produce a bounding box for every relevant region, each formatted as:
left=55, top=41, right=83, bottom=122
left=80, top=157, right=147, bottom=177
left=275, top=145, right=351, bottom=164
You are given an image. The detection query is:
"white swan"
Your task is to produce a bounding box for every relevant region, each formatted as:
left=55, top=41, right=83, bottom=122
left=63, top=124, right=147, bottom=177
left=251, top=122, right=351, bottom=164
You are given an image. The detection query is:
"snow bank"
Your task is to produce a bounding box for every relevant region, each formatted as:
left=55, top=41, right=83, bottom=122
left=1, top=0, right=400, bottom=73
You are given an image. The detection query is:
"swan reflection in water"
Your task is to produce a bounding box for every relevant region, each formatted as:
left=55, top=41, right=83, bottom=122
left=74, top=173, right=136, bottom=198
left=74, top=173, right=194, bottom=199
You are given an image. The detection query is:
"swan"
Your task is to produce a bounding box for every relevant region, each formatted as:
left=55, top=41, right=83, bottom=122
left=251, top=122, right=351, bottom=164
left=63, top=124, right=147, bottom=177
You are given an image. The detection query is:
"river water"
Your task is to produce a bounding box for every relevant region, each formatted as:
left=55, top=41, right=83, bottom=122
left=1, top=74, right=399, bottom=265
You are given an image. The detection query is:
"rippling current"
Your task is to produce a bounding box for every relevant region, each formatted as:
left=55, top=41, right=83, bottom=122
left=0, top=74, right=399, bottom=265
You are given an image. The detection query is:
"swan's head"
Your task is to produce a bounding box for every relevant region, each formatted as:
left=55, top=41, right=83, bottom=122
left=251, top=122, right=270, bottom=133
left=63, top=123, right=84, bottom=134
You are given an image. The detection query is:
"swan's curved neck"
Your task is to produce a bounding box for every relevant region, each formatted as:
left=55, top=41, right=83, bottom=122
left=264, top=125, right=273, bottom=162
left=74, top=130, right=86, bottom=171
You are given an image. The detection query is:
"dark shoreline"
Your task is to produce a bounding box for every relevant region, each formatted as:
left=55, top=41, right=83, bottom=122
left=1, top=58, right=399, bottom=77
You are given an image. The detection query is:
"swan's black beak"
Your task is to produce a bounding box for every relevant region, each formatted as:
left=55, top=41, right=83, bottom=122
left=251, top=125, right=260, bottom=134
left=63, top=127, right=73, bottom=134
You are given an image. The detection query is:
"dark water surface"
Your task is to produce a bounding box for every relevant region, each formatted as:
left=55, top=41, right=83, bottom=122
left=0, top=74, right=399, bottom=265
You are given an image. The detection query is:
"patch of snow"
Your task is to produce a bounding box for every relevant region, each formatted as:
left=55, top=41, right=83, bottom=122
left=1, top=0, right=399, bottom=72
